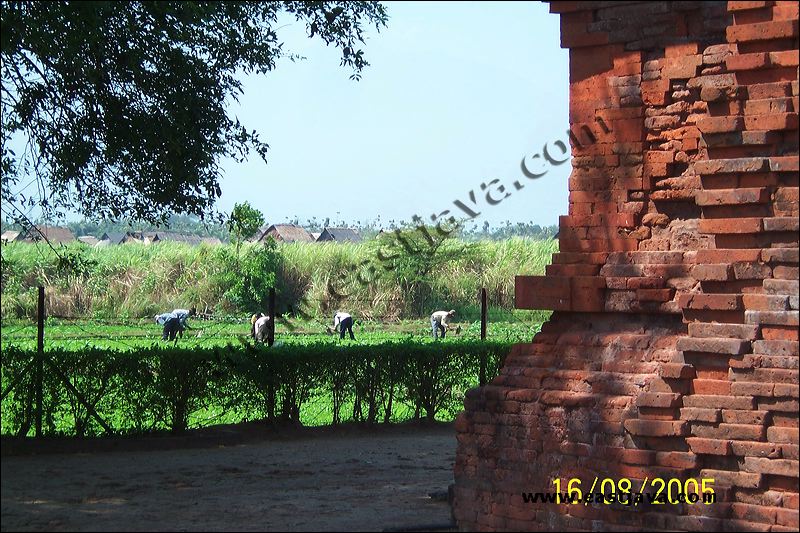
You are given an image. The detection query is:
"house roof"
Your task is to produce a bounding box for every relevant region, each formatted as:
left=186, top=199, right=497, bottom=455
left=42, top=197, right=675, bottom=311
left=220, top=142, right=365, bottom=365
left=149, top=231, right=205, bottom=245
left=247, top=225, right=271, bottom=243
left=78, top=236, right=99, bottom=245
left=318, top=227, right=362, bottom=243
left=1, top=230, right=20, bottom=242
left=99, top=232, right=127, bottom=244
left=17, top=225, right=75, bottom=244
left=260, top=224, right=314, bottom=243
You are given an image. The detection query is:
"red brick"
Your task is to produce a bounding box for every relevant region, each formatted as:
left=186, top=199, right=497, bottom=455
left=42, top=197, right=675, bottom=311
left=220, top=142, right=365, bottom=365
left=545, top=263, right=601, bottom=276
left=681, top=407, right=721, bottom=422
left=733, top=262, right=772, bottom=280
left=774, top=266, right=800, bottom=280
left=662, top=54, right=702, bottom=78
left=728, top=1, right=769, bottom=12
left=746, top=310, right=800, bottom=326
left=688, top=322, right=760, bottom=340
left=697, top=116, right=745, bottom=133
left=701, top=468, right=761, bottom=488
left=745, top=97, right=795, bottom=115
left=770, top=156, right=800, bottom=172
left=698, top=218, right=763, bottom=234
left=745, top=113, right=799, bottom=131
left=623, top=419, right=688, bottom=437
left=777, top=508, right=800, bottom=528
left=693, top=423, right=767, bottom=440
left=768, top=427, right=800, bottom=444
left=680, top=337, right=751, bottom=354
left=692, top=379, right=732, bottom=395
left=636, top=288, right=674, bottom=302
left=743, top=457, right=800, bottom=477
left=785, top=492, right=800, bottom=509
left=693, top=264, right=732, bottom=281
left=515, top=276, right=570, bottom=310
left=731, top=441, right=782, bottom=458
left=761, top=248, right=799, bottom=263
left=764, top=217, right=800, bottom=232
left=636, top=392, right=682, bottom=408
left=659, top=363, right=696, bottom=379
left=655, top=451, right=698, bottom=469
left=743, top=295, right=791, bottom=311
left=679, top=293, right=743, bottom=311
left=761, top=326, right=799, bottom=341
left=769, top=50, right=800, bottom=67
left=684, top=395, right=756, bottom=409
left=696, top=187, right=770, bottom=206
left=697, top=249, right=761, bottom=263
left=749, top=82, right=793, bottom=100
left=727, top=20, right=800, bottom=42
left=730, top=502, right=778, bottom=524
left=774, top=384, right=800, bottom=398
left=726, top=52, right=770, bottom=71
left=731, top=381, right=775, bottom=397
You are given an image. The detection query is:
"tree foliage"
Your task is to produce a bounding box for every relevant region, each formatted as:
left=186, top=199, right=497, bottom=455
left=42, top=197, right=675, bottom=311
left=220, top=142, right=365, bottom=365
left=227, top=201, right=264, bottom=252
left=369, top=226, right=476, bottom=316
left=1, top=1, right=387, bottom=224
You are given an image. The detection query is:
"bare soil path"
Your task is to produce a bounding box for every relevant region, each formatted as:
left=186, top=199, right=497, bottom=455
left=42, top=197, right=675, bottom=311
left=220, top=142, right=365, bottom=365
left=1, top=422, right=456, bottom=532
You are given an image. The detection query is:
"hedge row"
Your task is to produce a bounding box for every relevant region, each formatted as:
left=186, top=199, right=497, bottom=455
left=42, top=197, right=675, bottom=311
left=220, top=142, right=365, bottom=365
left=1, top=340, right=510, bottom=436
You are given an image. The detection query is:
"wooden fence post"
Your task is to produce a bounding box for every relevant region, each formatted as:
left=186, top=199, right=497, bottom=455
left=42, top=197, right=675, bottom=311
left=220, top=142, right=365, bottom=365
left=36, top=285, right=45, bottom=437
left=268, top=287, right=275, bottom=347
left=480, top=287, right=487, bottom=386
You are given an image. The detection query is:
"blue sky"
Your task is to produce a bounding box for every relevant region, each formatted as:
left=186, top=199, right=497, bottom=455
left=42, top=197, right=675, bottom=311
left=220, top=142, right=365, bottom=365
left=6, top=1, right=569, bottom=229
left=219, top=1, right=569, bottom=228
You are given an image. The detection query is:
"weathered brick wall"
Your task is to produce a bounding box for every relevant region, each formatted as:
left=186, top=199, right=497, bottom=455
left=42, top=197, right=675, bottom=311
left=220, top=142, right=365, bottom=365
left=453, top=1, right=799, bottom=530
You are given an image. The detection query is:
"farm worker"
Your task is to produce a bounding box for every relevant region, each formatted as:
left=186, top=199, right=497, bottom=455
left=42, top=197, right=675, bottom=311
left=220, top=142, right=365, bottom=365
left=430, top=309, right=455, bottom=339
left=333, top=311, right=355, bottom=340
left=162, top=307, right=196, bottom=341
left=154, top=312, right=172, bottom=325
left=250, top=313, right=263, bottom=339
left=254, top=314, right=271, bottom=343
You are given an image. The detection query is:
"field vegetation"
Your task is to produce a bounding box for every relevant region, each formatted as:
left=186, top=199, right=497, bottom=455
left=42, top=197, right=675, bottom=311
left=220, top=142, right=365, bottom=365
left=1, top=234, right=556, bottom=437
left=0, top=236, right=557, bottom=321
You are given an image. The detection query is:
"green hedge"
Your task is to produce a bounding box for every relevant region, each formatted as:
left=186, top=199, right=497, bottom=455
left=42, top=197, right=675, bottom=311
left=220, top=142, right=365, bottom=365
left=1, top=340, right=510, bottom=436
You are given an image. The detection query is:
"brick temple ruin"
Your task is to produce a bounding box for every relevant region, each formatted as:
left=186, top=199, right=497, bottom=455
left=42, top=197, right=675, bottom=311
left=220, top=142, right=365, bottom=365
left=453, top=1, right=799, bottom=530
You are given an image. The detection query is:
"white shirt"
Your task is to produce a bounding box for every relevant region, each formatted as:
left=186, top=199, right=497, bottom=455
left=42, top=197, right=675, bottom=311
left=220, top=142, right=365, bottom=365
left=254, top=316, right=270, bottom=339
left=431, top=311, right=453, bottom=327
left=334, top=312, right=351, bottom=329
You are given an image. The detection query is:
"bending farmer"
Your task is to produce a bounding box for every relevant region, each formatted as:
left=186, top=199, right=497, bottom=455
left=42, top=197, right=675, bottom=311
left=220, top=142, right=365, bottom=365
left=162, top=307, right=196, bottom=341
left=333, top=311, right=356, bottom=340
left=431, top=309, right=455, bottom=339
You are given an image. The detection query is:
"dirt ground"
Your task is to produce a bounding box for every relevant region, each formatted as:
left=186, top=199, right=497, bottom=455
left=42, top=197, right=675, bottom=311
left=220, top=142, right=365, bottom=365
left=1, top=422, right=457, bottom=532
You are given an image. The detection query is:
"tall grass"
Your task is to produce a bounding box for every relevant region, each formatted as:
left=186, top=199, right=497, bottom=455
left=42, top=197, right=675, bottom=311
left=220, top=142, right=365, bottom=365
left=0, top=237, right=558, bottom=320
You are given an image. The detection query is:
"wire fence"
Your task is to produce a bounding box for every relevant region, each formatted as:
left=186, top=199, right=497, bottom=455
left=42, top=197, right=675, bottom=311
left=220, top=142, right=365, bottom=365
left=1, top=285, right=545, bottom=438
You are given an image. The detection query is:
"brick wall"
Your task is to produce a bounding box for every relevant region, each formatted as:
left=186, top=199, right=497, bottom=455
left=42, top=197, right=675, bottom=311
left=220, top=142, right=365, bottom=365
left=453, top=1, right=799, bottom=530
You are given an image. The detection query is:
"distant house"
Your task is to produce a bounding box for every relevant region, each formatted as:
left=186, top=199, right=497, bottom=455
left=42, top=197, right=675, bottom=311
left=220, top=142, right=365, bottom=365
left=95, top=232, right=127, bottom=246
left=257, top=224, right=314, bottom=243
left=148, top=231, right=206, bottom=246
left=316, top=227, right=362, bottom=243
left=15, top=225, right=75, bottom=244
left=77, top=236, right=100, bottom=246
left=1, top=230, right=20, bottom=243
left=310, top=232, right=321, bottom=241
left=247, top=225, right=271, bottom=243
left=117, top=231, right=147, bottom=244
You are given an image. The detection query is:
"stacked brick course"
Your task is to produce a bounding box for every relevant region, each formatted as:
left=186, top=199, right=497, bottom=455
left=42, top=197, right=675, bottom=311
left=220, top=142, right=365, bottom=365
left=453, top=1, right=798, bottom=530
